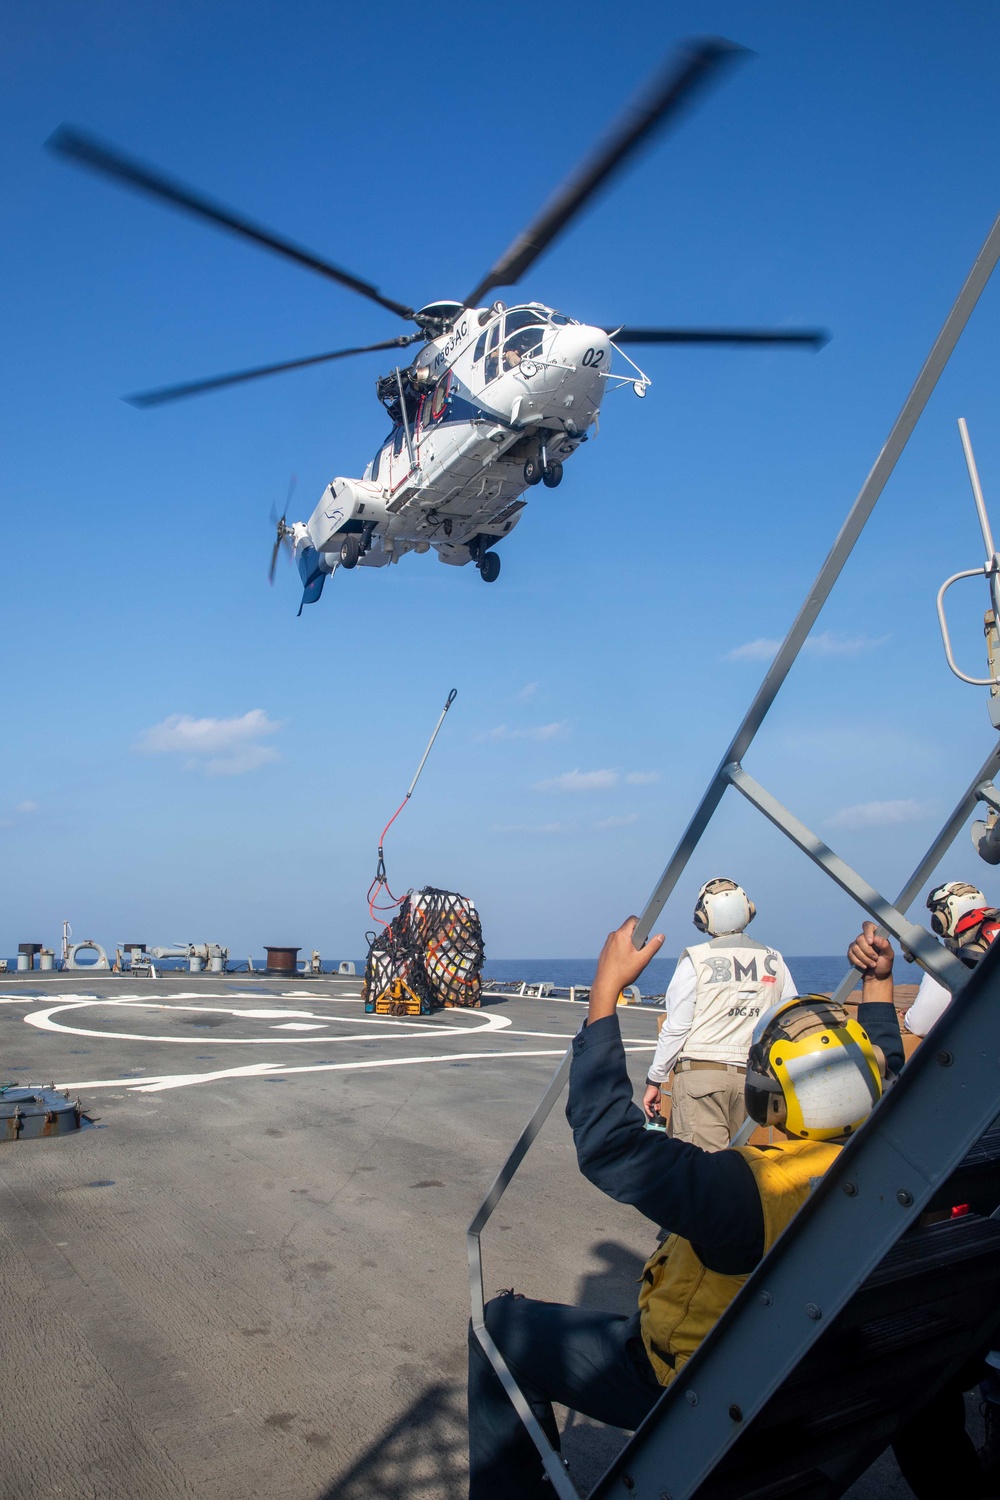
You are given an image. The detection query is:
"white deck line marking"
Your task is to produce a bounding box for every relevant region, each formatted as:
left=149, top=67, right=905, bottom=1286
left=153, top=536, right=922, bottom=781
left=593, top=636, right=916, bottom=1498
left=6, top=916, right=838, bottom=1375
left=22, top=999, right=512, bottom=1045
left=58, top=1042, right=656, bottom=1094
left=271, top=1022, right=328, bottom=1031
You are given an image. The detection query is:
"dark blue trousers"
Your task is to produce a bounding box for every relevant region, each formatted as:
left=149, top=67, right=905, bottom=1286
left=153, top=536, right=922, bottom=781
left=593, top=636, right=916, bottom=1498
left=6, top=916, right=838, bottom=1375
left=467, top=1294, right=662, bottom=1500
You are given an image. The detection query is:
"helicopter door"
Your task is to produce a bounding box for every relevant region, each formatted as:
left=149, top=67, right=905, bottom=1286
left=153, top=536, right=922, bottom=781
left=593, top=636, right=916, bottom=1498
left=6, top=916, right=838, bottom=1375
left=388, top=420, right=412, bottom=491
left=483, top=320, right=501, bottom=385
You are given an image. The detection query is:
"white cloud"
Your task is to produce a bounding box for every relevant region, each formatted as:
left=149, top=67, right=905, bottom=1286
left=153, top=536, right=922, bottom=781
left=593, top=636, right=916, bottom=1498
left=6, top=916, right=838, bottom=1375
left=725, top=637, right=783, bottom=662
left=0, top=800, right=39, bottom=829
left=485, top=722, right=565, bottom=742
left=725, top=631, right=889, bottom=664
left=594, top=813, right=639, bottom=830
left=807, top=631, right=890, bottom=658
left=533, top=768, right=619, bottom=793
left=625, top=771, right=660, bottom=785
left=827, top=798, right=930, bottom=831
left=517, top=682, right=540, bottom=702
left=137, top=710, right=283, bottom=776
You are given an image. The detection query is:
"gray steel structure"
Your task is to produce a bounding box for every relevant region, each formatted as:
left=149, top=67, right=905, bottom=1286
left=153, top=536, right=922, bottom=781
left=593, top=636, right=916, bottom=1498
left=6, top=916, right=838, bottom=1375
left=468, top=206, right=1000, bottom=1497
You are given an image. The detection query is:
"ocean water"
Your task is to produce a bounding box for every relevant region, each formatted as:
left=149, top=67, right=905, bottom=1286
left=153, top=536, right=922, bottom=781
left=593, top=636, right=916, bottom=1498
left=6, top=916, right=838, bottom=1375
left=4, top=954, right=853, bottom=996
left=480, top=956, right=852, bottom=998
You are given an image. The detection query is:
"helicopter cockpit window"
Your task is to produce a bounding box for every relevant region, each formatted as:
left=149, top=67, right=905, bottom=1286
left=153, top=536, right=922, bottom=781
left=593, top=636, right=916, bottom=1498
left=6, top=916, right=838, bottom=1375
left=473, top=328, right=489, bottom=362
left=392, top=425, right=405, bottom=457
left=484, top=321, right=500, bottom=383
left=371, top=444, right=384, bottom=482
left=502, top=309, right=545, bottom=369
left=550, top=311, right=570, bottom=326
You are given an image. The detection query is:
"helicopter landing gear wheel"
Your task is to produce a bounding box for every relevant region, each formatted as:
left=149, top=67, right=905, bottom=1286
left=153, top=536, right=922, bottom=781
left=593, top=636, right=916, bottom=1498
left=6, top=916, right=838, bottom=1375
left=340, top=534, right=361, bottom=569
left=523, top=457, right=543, bottom=486
left=541, top=462, right=563, bottom=489
left=479, top=552, right=501, bottom=583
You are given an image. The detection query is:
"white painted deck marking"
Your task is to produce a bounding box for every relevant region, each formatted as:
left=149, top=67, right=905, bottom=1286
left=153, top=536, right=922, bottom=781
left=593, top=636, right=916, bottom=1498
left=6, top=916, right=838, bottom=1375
left=20, top=997, right=512, bottom=1045
left=59, top=1042, right=655, bottom=1094
left=0, top=987, right=657, bottom=1098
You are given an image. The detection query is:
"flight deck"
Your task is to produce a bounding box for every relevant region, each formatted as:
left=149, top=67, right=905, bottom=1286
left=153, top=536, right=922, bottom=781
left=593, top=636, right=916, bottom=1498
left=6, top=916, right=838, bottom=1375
left=0, top=976, right=929, bottom=1498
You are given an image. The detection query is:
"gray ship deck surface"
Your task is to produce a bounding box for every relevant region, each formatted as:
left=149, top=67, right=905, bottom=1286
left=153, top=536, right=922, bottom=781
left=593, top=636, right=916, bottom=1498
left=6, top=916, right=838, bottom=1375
left=0, top=975, right=926, bottom=1499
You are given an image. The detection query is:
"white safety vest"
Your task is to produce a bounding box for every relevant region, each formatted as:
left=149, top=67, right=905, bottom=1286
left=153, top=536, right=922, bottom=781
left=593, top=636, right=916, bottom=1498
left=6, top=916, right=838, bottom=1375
left=679, top=935, right=789, bottom=1066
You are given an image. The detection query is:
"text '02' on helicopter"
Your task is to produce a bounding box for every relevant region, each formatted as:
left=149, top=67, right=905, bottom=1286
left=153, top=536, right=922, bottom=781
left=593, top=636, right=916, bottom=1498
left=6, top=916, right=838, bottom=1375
left=48, top=38, right=828, bottom=611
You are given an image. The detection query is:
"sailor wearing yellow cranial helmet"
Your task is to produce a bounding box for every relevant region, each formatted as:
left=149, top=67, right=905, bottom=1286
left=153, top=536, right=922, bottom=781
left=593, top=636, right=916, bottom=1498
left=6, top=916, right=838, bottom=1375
left=744, top=994, right=883, bottom=1142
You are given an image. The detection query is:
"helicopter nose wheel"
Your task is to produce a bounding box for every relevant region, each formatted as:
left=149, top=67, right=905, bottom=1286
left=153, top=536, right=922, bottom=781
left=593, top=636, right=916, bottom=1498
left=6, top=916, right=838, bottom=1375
left=541, top=462, right=563, bottom=489
left=523, top=457, right=543, bottom=486
left=340, top=534, right=361, bottom=569
left=478, top=552, right=501, bottom=583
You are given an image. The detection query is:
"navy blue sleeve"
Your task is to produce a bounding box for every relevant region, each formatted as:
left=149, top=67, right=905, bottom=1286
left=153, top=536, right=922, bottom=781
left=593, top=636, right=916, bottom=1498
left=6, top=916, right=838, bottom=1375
left=566, top=1014, right=764, bottom=1275
left=858, top=1000, right=904, bottom=1078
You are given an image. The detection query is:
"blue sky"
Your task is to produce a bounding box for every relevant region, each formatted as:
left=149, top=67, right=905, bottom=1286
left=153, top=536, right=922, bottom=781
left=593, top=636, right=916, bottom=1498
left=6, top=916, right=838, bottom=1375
left=5, top=0, right=1000, bottom=961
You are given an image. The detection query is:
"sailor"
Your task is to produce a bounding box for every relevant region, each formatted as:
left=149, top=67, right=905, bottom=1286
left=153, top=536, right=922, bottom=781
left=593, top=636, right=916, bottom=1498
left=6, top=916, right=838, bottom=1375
left=642, top=879, right=797, bottom=1149
left=850, top=904, right=1000, bottom=1495
left=467, top=915, right=902, bottom=1500
left=898, top=881, right=1000, bottom=1039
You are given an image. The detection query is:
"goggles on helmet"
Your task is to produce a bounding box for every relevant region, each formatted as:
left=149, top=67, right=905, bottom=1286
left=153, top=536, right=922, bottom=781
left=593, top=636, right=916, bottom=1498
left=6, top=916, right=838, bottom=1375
left=745, top=995, right=882, bottom=1142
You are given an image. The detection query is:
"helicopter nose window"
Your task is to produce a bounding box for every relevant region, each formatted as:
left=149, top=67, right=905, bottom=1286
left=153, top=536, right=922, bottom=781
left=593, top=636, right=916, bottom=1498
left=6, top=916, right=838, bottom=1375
left=501, top=308, right=546, bottom=368
left=502, top=324, right=544, bottom=368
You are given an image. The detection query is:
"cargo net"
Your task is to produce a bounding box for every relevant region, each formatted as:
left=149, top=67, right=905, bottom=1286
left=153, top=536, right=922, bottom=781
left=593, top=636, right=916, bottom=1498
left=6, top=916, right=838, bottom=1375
left=363, top=887, right=485, bottom=1015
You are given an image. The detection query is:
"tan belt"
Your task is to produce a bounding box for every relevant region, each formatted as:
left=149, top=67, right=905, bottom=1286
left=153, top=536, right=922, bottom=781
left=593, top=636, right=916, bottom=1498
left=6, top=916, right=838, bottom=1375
left=675, top=1058, right=746, bottom=1075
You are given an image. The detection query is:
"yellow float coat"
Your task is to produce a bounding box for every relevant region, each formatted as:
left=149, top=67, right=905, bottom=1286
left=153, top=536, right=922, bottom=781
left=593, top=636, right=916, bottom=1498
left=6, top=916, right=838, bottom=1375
left=638, top=1139, right=840, bottom=1386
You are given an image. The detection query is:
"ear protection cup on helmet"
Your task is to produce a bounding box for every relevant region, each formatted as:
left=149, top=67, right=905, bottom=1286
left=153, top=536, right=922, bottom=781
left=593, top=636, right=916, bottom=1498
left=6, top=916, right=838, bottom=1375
left=927, top=881, right=986, bottom=941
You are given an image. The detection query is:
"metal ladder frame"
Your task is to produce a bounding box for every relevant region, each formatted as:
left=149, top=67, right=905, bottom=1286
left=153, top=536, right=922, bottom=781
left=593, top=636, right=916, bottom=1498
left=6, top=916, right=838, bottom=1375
left=468, top=203, right=1000, bottom=1499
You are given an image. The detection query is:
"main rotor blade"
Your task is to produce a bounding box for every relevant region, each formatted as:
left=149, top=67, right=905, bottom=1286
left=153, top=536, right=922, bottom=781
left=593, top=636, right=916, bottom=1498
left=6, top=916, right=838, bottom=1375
left=462, top=38, right=747, bottom=309
left=608, top=326, right=829, bottom=348
left=124, top=335, right=420, bottom=407
left=47, top=125, right=415, bottom=321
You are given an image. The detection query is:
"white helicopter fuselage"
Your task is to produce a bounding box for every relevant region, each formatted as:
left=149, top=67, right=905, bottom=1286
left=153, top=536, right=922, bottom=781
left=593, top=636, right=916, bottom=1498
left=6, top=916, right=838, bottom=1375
left=294, top=301, right=642, bottom=594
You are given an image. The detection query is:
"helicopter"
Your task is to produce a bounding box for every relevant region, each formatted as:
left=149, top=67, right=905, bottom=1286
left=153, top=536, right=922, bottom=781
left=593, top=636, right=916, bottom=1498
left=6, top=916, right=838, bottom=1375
left=47, top=38, right=827, bottom=610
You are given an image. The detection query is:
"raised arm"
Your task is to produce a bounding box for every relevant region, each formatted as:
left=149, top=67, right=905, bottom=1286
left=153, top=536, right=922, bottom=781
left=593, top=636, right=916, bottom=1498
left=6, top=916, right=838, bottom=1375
left=569, top=918, right=764, bottom=1275
left=848, top=921, right=905, bottom=1075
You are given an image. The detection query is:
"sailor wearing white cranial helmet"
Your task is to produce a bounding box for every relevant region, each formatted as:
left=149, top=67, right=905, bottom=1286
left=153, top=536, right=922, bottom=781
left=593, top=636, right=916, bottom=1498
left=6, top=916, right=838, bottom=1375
left=642, top=879, right=798, bottom=1151
left=903, top=881, right=1000, bottom=1039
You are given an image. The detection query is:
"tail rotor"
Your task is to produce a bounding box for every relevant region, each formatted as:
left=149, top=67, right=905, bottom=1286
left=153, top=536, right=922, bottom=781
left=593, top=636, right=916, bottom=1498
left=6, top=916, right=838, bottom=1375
left=268, top=475, right=297, bottom=585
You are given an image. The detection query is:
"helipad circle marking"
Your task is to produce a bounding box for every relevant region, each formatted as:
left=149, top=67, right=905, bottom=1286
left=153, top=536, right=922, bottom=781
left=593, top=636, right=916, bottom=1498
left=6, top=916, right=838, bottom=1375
left=22, top=997, right=511, bottom=1045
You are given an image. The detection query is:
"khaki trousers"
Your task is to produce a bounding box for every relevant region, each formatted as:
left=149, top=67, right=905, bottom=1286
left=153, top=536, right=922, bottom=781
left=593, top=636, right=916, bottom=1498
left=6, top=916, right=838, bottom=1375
left=668, top=1068, right=747, bottom=1153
